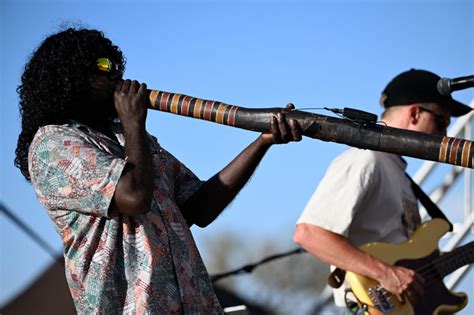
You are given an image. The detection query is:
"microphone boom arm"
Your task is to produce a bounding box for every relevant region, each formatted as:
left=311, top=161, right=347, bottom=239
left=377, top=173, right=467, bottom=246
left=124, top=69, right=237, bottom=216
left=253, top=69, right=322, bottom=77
left=148, top=89, right=474, bottom=169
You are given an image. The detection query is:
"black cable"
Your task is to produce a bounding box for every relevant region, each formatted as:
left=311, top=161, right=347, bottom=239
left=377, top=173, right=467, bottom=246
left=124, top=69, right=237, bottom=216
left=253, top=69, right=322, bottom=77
left=210, top=247, right=306, bottom=283
left=0, top=201, right=59, bottom=260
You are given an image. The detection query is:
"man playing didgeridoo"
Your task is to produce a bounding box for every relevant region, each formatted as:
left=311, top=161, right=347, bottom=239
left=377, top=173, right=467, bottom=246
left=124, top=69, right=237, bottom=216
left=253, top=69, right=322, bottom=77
left=15, top=27, right=302, bottom=314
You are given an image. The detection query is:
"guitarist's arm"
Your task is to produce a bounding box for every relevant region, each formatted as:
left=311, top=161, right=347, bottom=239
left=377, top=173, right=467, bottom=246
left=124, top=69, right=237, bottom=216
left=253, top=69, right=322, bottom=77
left=293, top=223, right=424, bottom=303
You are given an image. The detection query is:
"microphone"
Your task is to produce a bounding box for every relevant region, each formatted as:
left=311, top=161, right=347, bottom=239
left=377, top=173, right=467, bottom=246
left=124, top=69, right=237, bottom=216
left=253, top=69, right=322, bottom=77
left=437, top=75, right=474, bottom=95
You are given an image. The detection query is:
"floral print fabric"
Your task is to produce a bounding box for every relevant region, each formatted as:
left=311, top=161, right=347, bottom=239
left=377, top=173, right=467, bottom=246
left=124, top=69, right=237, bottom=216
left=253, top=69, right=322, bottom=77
left=28, top=121, right=222, bottom=314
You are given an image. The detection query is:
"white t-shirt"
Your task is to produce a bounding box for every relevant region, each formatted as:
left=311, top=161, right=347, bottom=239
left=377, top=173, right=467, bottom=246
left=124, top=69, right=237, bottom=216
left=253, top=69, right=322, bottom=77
left=297, top=148, right=420, bottom=306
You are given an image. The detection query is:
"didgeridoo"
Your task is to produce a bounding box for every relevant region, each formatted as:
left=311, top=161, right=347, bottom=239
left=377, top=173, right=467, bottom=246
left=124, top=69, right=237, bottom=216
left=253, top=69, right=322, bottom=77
left=147, top=89, right=473, bottom=169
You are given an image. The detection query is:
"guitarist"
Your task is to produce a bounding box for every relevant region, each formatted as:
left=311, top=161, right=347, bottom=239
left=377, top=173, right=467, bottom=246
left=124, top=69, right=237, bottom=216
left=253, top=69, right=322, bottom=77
left=293, top=69, right=471, bottom=313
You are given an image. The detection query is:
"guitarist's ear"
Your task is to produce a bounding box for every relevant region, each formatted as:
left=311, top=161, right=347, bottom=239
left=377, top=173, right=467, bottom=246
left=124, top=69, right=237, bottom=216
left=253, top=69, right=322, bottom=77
left=408, top=104, right=421, bottom=125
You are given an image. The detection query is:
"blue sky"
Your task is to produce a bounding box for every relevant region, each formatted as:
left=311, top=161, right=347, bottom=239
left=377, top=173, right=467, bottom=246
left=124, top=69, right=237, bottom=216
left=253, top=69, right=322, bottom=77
left=1, top=0, right=473, bottom=312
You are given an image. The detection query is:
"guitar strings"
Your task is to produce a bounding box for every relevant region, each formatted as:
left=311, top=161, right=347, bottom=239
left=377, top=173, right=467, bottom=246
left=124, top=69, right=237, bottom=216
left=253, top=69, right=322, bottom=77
left=362, top=243, right=473, bottom=304
left=414, top=245, right=471, bottom=276
left=398, top=245, right=473, bottom=286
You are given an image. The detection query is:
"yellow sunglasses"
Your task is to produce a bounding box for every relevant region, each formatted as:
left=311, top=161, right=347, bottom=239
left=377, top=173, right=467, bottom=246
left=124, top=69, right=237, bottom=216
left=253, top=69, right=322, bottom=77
left=96, top=57, right=124, bottom=73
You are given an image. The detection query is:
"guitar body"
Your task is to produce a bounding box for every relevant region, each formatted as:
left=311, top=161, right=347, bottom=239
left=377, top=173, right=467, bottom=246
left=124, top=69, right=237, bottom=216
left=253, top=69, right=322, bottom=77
left=347, top=219, right=468, bottom=315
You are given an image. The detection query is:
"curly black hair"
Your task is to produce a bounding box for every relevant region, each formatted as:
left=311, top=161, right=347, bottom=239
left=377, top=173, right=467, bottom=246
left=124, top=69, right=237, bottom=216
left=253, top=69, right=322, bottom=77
left=14, top=27, right=125, bottom=181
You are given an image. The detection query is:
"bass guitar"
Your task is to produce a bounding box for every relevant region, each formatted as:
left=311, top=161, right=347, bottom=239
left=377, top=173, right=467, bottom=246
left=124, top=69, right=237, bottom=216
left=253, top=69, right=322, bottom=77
left=347, top=218, right=473, bottom=314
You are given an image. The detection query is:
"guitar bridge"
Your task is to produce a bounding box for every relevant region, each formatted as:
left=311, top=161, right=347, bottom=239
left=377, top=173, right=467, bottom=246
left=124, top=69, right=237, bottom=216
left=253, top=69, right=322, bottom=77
left=368, top=285, right=395, bottom=313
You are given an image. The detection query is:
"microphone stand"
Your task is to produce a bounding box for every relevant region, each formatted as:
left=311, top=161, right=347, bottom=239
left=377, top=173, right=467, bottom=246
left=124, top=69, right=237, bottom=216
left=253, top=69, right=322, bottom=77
left=210, top=248, right=306, bottom=283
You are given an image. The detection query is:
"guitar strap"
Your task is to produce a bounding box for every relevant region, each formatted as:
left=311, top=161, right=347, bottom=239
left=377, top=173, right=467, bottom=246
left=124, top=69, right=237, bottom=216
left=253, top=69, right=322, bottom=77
left=405, top=173, right=453, bottom=232
left=328, top=171, right=454, bottom=289
left=327, top=267, right=346, bottom=289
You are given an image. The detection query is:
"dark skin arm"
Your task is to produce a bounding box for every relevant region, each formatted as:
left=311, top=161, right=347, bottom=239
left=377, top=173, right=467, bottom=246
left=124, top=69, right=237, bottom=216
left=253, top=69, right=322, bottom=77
left=110, top=80, right=154, bottom=216
left=181, top=107, right=302, bottom=227
left=109, top=78, right=301, bottom=221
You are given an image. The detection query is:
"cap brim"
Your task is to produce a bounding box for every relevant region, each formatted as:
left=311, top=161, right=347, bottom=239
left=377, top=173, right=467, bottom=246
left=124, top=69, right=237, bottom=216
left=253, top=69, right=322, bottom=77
left=448, top=99, right=472, bottom=117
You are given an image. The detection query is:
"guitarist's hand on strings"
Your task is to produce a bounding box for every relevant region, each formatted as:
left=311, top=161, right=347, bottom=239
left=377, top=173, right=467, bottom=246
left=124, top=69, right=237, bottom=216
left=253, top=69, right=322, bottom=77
left=378, top=265, right=424, bottom=305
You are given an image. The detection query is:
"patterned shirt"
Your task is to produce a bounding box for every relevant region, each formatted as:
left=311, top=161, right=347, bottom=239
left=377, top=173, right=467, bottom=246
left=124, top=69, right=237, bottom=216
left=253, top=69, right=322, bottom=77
left=28, top=121, right=223, bottom=314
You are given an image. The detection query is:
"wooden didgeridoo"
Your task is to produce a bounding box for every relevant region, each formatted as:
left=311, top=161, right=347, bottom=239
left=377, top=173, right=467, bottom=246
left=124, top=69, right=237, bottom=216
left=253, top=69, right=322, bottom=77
left=147, top=89, right=474, bottom=169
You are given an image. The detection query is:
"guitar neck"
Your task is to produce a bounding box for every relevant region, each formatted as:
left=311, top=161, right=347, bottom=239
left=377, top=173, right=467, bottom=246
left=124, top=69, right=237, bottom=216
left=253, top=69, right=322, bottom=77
left=434, top=242, right=474, bottom=277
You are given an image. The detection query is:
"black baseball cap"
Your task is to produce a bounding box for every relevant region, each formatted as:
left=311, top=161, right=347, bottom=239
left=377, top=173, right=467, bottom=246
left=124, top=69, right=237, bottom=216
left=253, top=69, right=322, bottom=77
left=380, top=69, right=471, bottom=117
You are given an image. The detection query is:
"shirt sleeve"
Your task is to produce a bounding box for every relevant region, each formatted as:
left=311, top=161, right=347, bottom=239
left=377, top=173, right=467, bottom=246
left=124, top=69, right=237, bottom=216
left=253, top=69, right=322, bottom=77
left=146, top=135, right=204, bottom=207
left=29, top=125, right=127, bottom=217
left=171, top=155, right=204, bottom=207
left=297, top=149, right=377, bottom=236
